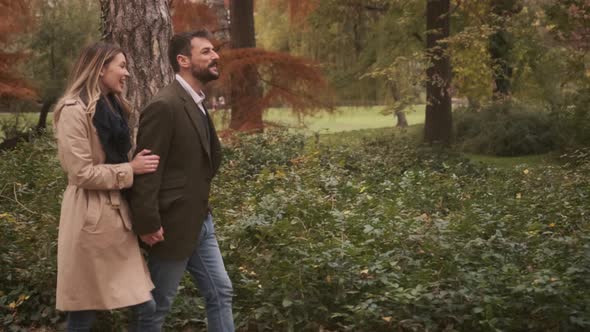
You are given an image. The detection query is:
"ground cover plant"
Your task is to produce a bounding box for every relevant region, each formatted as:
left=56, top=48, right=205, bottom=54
left=1, top=129, right=589, bottom=331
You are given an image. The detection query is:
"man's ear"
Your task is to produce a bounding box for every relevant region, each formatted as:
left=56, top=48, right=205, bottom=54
left=177, top=54, right=190, bottom=69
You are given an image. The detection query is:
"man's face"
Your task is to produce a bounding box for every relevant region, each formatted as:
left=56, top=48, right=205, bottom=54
left=188, top=37, right=220, bottom=83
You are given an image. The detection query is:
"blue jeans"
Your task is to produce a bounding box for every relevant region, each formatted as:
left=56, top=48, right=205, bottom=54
left=132, top=214, right=234, bottom=332
left=67, top=299, right=155, bottom=332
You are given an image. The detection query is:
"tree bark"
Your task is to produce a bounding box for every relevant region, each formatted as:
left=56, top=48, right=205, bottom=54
left=100, top=0, right=173, bottom=128
left=424, top=0, right=452, bottom=145
left=228, top=0, right=263, bottom=132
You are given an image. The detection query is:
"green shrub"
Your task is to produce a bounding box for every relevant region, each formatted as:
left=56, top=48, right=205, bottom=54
left=556, top=87, right=590, bottom=147
left=454, top=101, right=561, bottom=156
left=0, top=136, right=63, bottom=328
left=0, top=113, right=38, bottom=142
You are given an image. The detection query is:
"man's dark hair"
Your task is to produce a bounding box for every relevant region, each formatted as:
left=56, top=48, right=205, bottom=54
left=168, top=30, right=213, bottom=73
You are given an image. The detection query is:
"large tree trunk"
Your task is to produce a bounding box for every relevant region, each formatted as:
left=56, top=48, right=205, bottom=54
left=100, top=0, right=173, bottom=130
left=229, top=0, right=263, bottom=132
left=424, top=0, right=452, bottom=145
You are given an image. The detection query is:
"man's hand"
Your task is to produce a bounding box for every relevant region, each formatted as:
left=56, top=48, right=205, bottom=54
left=140, top=227, right=164, bottom=246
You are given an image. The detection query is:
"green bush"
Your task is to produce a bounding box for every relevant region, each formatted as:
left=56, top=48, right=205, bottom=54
left=0, top=136, right=63, bottom=328
left=557, top=87, right=590, bottom=148
left=0, top=113, right=38, bottom=142
left=454, top=101, right=561, bottom=156
left=2, top=129, right=590, bottom=331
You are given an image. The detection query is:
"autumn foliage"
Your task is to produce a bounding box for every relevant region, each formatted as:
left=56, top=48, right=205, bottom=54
left=0, top=0, right=37, bottom=100
left=170, top=0, right=219, bottom=36
left=213, top=48, right=331, bottom=116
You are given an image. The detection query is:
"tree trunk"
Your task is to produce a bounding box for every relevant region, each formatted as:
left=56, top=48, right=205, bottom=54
left=100, top=0, right=173, bottom=130
left=35, top=98, right=55, bottom=134
left=387, top=81, right=408, bottom=127
left=396, top=111, right=408, bottom=127
left=424, top=0, right=452, bottom=145
left=228, top=0, right=264, bottom=132
left=489, top=0, right=520, bottom=99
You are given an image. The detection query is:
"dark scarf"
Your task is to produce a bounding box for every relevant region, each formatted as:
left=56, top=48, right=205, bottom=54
left=93, top=94, right=131, bottom=164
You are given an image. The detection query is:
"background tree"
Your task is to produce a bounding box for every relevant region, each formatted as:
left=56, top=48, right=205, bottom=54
left=170, top=0, right=219, bottom=36
left=0, top=0, right=36, bottom=101
left=424, top=0, right=452, bottom=144
left=489, top=0, right=522, bottom=98
left=228, top=0, right=264, bottom=131
left=100, top=0, right=173, bottom=129
left=290, top=0, right=389, bottom=104
left=27, top=0, right=100, bottom=133
left=446, top=1, right=495, bottom=109
left=359, top=0, right=426, bottom=126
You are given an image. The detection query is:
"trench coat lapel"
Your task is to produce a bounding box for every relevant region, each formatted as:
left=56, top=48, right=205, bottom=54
left=172, top=81, right=211, bottom=160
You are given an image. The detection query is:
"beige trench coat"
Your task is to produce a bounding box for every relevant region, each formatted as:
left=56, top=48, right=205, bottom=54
left=54, top=98, right=153, bottom=311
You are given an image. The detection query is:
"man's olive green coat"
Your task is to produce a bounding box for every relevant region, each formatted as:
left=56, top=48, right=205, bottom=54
left=129, top=80, right=222, bottom=260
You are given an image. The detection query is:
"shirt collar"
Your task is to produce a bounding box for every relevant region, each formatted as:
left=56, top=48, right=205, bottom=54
left=175, top=74, right=206, bottom=105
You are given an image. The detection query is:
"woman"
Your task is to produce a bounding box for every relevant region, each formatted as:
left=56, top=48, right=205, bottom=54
left=53, top=42, right=159, bottom=331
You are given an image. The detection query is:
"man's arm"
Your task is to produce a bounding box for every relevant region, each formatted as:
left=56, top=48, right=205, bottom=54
left=129, top=99, right=174, bottom=236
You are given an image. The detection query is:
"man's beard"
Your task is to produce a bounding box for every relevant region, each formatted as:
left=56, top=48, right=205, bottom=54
left=191, top=62, right=219, bottom=83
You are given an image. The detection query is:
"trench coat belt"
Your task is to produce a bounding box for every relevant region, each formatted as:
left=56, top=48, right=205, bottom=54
left=66, top=180, right=121, bottom=209
left=108, top=190, right=120, bottom=208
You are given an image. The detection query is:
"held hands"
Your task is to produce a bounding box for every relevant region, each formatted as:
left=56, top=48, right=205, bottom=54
left=140, top=227, right=164, bottom=246
left=130, top=149, right=160, bottom=174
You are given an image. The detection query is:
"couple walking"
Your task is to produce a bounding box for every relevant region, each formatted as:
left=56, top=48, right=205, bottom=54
left=53, top=30, right=234, bottom=331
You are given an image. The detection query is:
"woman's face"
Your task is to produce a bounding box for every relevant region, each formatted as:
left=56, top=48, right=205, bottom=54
left=100, top=52, right=130, bottom=94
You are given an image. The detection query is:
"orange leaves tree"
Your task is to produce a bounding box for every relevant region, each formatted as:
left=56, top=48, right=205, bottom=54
left=170, top=0, right=219, bottom=36
left=0, top=0, right=36, bottom=100
left=213, top=48, right=332, bottom=130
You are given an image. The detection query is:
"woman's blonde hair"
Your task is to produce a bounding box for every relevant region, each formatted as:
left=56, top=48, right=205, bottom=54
left=54, top=42, right=131, bottom=127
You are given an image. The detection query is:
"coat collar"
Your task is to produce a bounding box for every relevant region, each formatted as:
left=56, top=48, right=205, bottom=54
left=171, top=80, right=212, bottom=160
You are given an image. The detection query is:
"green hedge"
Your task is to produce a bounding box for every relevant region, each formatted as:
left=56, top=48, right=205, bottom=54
left=454, top=102, right=561, bottom=156
left=1, top=130, right=590, bottom=331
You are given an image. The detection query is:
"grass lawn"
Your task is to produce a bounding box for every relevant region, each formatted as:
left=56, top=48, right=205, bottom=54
left=263, top=104, right=425, bottom=133
left=211, top=105, right=426, bottom=134
left=1, top=106, right=555, bottom=168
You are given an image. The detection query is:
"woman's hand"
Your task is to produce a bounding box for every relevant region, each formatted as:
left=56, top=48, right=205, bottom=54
left=140, top=227, right=164, bottom=246
left=130, top=149, right=160, bottom=174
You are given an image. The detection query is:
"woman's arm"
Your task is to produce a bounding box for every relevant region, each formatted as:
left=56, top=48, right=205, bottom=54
left=57, top=104, right=133, bottom=190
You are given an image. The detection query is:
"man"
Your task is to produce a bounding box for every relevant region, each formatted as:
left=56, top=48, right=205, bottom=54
left=129, top=30, right=233, bottom=332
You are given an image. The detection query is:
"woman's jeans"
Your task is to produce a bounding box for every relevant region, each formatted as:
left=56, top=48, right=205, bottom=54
left=66, top=299, right=155, bottom=332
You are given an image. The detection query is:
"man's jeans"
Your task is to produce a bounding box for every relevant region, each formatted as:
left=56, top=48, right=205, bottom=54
left=132, top=214, right=234, bottom=332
